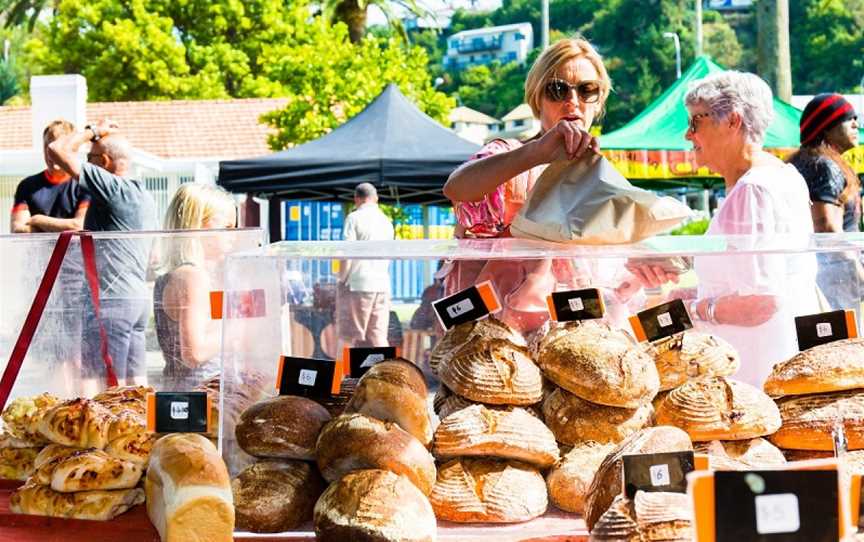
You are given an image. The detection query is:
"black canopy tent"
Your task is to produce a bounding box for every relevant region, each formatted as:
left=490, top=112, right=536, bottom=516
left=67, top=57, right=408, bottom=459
left=218, top=84, right=481, bottom=207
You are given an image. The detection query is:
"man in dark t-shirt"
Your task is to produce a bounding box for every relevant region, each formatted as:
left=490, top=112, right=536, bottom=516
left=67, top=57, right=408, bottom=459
left=11, top=120, right=91, bottom=233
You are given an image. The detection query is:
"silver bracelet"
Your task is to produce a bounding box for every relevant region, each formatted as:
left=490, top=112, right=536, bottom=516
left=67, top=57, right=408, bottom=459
left=688, top=299, right=702, bottom=321
left=706, top=297, right=719, bottom=324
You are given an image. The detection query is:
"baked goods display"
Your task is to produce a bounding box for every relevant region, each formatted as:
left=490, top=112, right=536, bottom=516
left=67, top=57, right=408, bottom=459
left=694, top=438, right=787, bottom=470
left=542, top=387, right=653, bottom=445
left=429, top=316, right=526, bottom=376
left=235, top=395, right=331, bottom=460
left=313, top=468, right=437, bottom=542
left=588, top=491, right=693, bottom=541
left=433, top=383, right=543, bottom=421
left=232, top=459, right=324, bottom=533
left=764, top=338, right=864, bottom=397
left=11, top=480, right=145, bottom=521
left=546, top=441, right=615, bottom=514
left=654, top=376, right=781, bottom=441
left=652, top=331, right=739, bottom=391
left=769, top=390, right=864, bottom=450
left=2, top=393, right=60, bottom=444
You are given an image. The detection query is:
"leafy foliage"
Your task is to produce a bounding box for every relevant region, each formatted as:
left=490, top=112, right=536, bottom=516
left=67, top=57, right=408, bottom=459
left=0, top=57, right=19, bottom=104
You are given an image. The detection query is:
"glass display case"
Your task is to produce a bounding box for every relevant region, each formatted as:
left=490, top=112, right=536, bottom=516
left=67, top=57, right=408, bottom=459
left=219, top=234, right=864, bottom=538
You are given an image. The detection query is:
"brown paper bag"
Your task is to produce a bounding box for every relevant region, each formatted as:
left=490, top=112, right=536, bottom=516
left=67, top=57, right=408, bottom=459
left=510, top=153, right=693, bottom=244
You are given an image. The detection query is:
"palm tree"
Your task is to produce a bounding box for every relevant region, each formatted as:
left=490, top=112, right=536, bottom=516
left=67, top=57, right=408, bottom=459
left=0, top=0, right=50, bottom=29
left=322, top=0, right=435, bottom=43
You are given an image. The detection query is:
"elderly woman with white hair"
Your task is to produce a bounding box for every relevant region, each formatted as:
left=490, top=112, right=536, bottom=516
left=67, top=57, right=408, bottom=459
left=631, top=71, right=819, bottom=386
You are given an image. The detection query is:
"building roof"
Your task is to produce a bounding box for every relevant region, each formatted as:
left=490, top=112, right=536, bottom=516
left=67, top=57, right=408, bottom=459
left=0, top=98, right=288, bottom=160
left=449, top=106, right=499, bottom=125
left=501, top=103, right=534, bottom=122
left=449, top=22, right=532, bottom=40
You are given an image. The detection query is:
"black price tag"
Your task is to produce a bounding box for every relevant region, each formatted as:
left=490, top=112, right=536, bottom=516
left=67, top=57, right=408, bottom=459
left=622, top=451, right=694, bottom=498
left=277, top=356, right=340, bottom=398
left=629, top=299, right=692, bottom=342
left=345, top=346, right=398, bottom=378
left=547, top=288, right=604, bottom=322
left=432, top=280, right=501, bottom=330
left=146, top=392, right=210, bottom=433
left=714, top=469, right=838, bottom=542
left=858, top=476, right=864, bottom=529
left=795, top=309, right=858, bottom=351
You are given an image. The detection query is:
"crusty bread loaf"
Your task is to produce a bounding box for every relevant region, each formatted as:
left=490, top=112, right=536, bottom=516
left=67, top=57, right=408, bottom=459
left=433, top=404, right=558, bottom=468
left=0, top=445, right=40, bottom=481
left=769, top=389, right=864, bottom=451
left=2, top=393, right=60, bottom=444
left=429, top=458, right=547, bottom=523
left=694, top=438, right=786, bottom=470
left=145, top=434, right=234, bottom=542
left=546, top=441, right=615, bottom=514
left=316, top=413, right=436, bottom=495
left=232, top=459, right=324, bottom=533
left=10, top=480, right=144, bottom=520
left=344, top=359, right=433, bottom=447
left=429, top=316, right=525, bottom=375
left=654, top=377, right=781, bottom=442
left=438, top=338, right=542, bottom=406
left=764, top=338, right=864, bottom=397
left=588, top=493, right=639, bottom=541
left=536, top=321, right=659, bottom=408
left=33, top=448, right=142, bottom=492
left=543, top=387, right=653, bottom=445
left=652, top=331, right=739, bottom=391
left=318, top=377, right=358, bottom=418
left=433, top=385, right=543, bottom=421
left=235, top=395, right=331, bottom=460
left=584, top=426, right=692, bottom=530
left=313, top=469, right=436, bottom=542
left=37, top=398, right=115, bottom=449
left=589, top=492, right=692, bottom=542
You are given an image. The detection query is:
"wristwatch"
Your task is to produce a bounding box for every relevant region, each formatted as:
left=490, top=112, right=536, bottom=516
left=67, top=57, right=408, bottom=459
left=85, top=125, right=101, bottom=142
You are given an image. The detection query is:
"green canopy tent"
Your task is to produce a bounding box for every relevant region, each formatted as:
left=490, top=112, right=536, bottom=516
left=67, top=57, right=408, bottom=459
left=600, top=56, right=807, bottom=189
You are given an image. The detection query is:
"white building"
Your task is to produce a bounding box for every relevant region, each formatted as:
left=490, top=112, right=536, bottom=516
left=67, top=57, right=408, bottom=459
left=449, top=106, right=500, bottom=145
left=444, top=23, right=533, bottom=71
left=498, top=103, right=541, bottom=140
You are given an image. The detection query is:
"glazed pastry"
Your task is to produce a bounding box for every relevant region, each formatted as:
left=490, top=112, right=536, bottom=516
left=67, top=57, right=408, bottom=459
left=33, top=448, right=143, bottom=492
left=37, top=398, right=115, bottom=449
left=11, top=480, right=144, bottom=521
left=2, top=393, right=60, bottom=443
left=0, top=446, right=40, bottom=481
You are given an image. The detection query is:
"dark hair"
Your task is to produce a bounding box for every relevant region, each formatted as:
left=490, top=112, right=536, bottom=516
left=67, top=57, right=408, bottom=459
left=787, top=143, right=860, bottom=205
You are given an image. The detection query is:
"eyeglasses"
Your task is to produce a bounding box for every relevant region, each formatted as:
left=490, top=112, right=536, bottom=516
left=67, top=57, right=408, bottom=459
left=544, top=79, right=602, bottom=103
left=687, top=112, right=712, bottom=134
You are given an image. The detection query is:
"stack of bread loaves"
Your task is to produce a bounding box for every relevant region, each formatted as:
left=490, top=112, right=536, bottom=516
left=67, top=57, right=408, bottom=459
left=537, top=321, right=659, bottom=514
left=764, top=338, right=864, bottom=456
left=6, top=386, right=156, bottom=521
left=430, top=329, right=553, bottom=524
left=314, top=358, right=438, bottom=542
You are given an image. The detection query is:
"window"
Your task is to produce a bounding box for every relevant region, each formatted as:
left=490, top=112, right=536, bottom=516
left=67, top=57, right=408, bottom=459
left=513, top=119, right=525, bottom=127
left=515, top=32, right=525, bottom=41
left=450, top=39, right=459, bottom=48
left=506, top=51, right=517, bottom=61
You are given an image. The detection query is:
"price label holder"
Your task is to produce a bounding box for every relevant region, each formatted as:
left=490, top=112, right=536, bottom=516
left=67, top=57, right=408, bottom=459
left=689, top=460, right=845, bottom=542
left=629, top=299, right=693, bottom=342
left=546, top=288, right=604, bottom=322
left=794, top=309, right=858, bottom=351
left=432, top=280, right=501, bottom=330
left=277, top=356, right=341, bottom=398
left=343, top=346, right=399, bottom=378
left=622, top=451, right=694, bottom=499
left=210, top=289, right=267, bottom=320
left=146, top=392, right=211, bottom=433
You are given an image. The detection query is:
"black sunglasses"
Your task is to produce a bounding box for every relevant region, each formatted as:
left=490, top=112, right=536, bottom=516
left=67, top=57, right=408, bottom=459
left=544, top=79, right=602, bottom=103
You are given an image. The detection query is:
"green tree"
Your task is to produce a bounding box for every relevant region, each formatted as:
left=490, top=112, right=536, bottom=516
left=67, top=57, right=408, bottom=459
left=0, top=0, right=50, bottom=29
left=0, top=58, right=18, bottom=104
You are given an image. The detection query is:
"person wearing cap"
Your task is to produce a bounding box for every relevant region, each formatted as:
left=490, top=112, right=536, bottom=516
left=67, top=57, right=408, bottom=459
left=788, top=93, right=862, bottom=311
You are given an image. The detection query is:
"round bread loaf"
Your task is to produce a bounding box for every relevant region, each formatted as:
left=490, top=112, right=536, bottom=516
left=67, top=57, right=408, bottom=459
left=546, top=441, right=615, bottom=514
left=536, top=321, right=659, bottom=408
left=694, top=438, right=786, bottom=470
left=652, top=331, right=739, bottom=391
left=764, top=338, right=864, bottom=397
left=589, top=491, right=693, bottom=542
left=654, top=377, right=781, bottom=442
left=768, top=389, right=864, bottom=451
left=313, top=469, right=436, bottom=542
left=543, top=387, right=653, bottom=445
left=235, top=396, right=331, bottom=460
left=429, top=458, right=547, bottom=523
left=316, top=413, right=436, bottom=495
left=344, top=359, right=432, bottom=447
left=439, top=338, right=542, bottom=406
left=433, top=385, right=543, bottom=421
left=589, top=493, right=639, bottom=542
left=584, top=426, right=692, bottom=531
left=429, top=317, right=525, bottom=376
left=432, top=404, right=558, bottom=468
left=232, top=459, right=324, bottom=533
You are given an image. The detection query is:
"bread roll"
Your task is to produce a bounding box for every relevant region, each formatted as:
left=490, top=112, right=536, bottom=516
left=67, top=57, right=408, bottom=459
left=655, top=377, right=781, bottom=442
left=543, top=387, right=653, bottom=445
left=235, top=395, right=331, bottom=460
left=316, top=413, right=436, bottom=494
left=433, top=404, right=558, bottom=468
left=10, top=480, right=144, bottom=521
left=0, top=446, right=40, bottom=481
left=33, top=444, right=79, bottom=470
left=429, top=316, right=525, bottom=375
left=232, top=459, right=324, bottom=533
left=145, top=434, right=234, bottom=542
left=537, top=321, right=659, bottom=408
left=546, top=441, right=615, bottom=514
left=652, top=331, right=739, bottom=391
left=1, top=392, right=60, bottom=443
left=34, top=448, right=143, bottom=492
left=584, top=426, right=692, bottom=530
left=313, top=469, right=436, bottom=542
left=769, top=389, right=864, bottom=451
left=438, top=338, right=542, bottom=406
left=37, top=398, right=115, bottom=449
left=429, top=458, right=547, bottom=523
left=764, top=338, right=864, bottom=397
left=694, top=438, right=786, bottom=470
left=344, top=358, right=433, bottom=447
